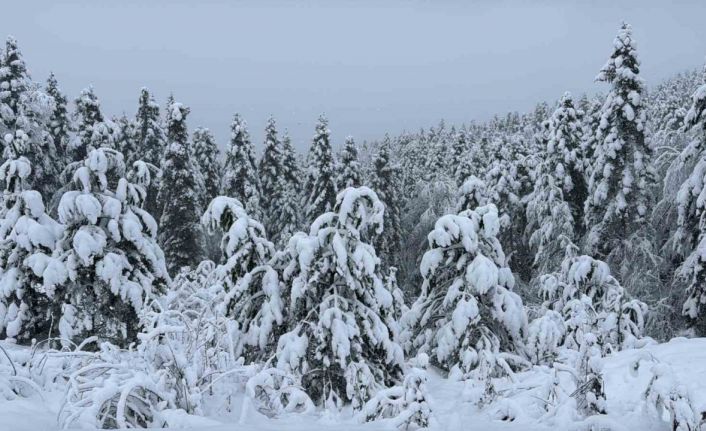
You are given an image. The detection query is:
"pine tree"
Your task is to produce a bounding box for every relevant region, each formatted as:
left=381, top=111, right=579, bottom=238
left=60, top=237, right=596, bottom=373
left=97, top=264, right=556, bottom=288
left=402, top=203, right=527, bottom=402
left=337, top=136, right=362, bottom=189
left=452, top=126, right=471, bottom=186
left=281, top=130, right=301, bottom=189
left=201, top=196, right=283, bottom=362
left=71, top=86, right=104, bottom=162
left=302, top=115, right=337, bottom=224
left=259, top=116, right=285, bottom=225
left=277, top=187, right=404, bottom=408
left=135, top=88, right=165, bottom=167
left=274, top=130, right=303, bottom=244
left=45, top=72, right=70, bottom=165
left=583, top=23, right=654, bottom=257
left=547, top=92, right=587, bottom=235
left=674, top=70, right=706, bottom=332
left=157, top=102, right=206, bottom=274
left=0, top=37, right=59, bottom=198
left=456, top=175, right=489, bottom=213
left=54, top=148, right=169, bottom=346
left=134, top=88, right=166, bottom=217
left=221, top=114, right=261, bottom=216
left=0, top=37, right=31, bottom=151
left=371, top=139, right=402, bottom=268
left=114, top=115, right=138, bottom=165
left=0, top=156, right=63, bottom=342
left=191, top=127, right=221, bottom=206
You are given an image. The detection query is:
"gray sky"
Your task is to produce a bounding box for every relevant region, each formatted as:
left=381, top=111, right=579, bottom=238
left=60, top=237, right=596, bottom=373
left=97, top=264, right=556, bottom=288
left=4, top=0, right=706, bottom=152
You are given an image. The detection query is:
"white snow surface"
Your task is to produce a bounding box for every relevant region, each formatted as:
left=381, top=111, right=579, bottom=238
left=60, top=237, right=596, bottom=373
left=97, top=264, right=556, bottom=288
left=1, top=337, right=706, bottom=430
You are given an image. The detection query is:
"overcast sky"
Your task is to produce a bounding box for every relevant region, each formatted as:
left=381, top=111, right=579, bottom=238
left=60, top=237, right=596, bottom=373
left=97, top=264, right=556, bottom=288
left=4, top=0, right=706, bottom=152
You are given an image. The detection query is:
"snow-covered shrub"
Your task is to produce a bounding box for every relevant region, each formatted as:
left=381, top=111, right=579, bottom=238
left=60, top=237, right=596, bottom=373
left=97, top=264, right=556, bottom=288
left=137, top=260, right=256, bottom=416
left=276, top=187, right=404, bottom=408
left=359, top=353, right=433, bottom=429
left=201, top=196, right=283, bottom=363
left=403, top=203, right=528, bottom=401
left=359, top=368, right=433, bottom=429
left=537, top=243, right=648, bottom=353
left=244, top=368, right=314, bottom=418
left=526, top=310, right=566, bottom=365
left=53, top=148, right=169, bottom=347
left=58, top=344, right=172, bottom=429
left=0, top=156, right=63, bottom=342
left=0, top=343, right=45, bottom=401
left=572, top=333, right=606, bottom=416
left=633, top=357, right=700, bottom=431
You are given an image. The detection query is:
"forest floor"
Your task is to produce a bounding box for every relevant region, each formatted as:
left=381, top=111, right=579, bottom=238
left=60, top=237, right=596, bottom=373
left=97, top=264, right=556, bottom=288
left=1, top=338, right=705, bottom=430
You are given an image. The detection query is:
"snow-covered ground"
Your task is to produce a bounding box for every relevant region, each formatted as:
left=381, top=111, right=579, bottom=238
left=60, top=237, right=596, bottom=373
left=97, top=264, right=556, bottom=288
left=2, top=337, right=705, bottom=431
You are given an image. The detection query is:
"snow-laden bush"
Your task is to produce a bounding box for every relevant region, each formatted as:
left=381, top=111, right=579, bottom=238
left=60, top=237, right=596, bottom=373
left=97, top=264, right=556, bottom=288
left=59, top=260, right=256, bottom=428
left=572, top=333, right=606, bottom=417
left=0, top=343, right=45, bottom=401
left=58, top=343, right=172, bottom=429
left=275, top=187, right=404, bottom=408
left=631, top=355, right=701, bottom=431
left=244, top=368, right=314, bottom=418
left=402, top=203, right=528, bottom=403
left=535, top=243, right=648, bottom=354
left=201, top=196, right=283, bottom=363
left=526, top=310, right=566, bottom=365
left=358, top=353, right=433, bottom=429
left=138, top=260, right=256, bottom=416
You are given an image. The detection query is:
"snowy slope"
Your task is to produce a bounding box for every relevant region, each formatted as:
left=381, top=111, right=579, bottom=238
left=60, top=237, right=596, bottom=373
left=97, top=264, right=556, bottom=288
left=1, top=338, right=705, bottom=430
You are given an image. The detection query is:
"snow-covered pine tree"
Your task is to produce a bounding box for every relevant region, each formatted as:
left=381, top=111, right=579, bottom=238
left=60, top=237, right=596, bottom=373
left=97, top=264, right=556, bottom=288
left=259, top=116, right=286, bottom=233
left=402, top=203, right=528, bottom=399
left=53, top=148, right=169, bottom=346
left=221, top=114, right=261, bottom=217
left=0, top=37, right=59, bottom=198
left=583, top=23, right=655, bottom=258
left=191, top=127, right=221, bottom=207
left=371, top=138, right=402, bottom=268
left=134, top=88, right=166, bottom=217
left=0, top=37, right=31, bottom=156
left=276, top=187, right=404, bottom=409
left=452, top=126, right=471, bottom=186
left=525, top=110, right=575, bottom=276
left=157, top=102, right=206, bottom=275
left=0, top=155, right=63, bottom=342
left=546, top=92, right=587, bottom=236
left=71, top=86, right=104, bottom=162
left=281, top=130, right=301, bottom=190
left=135, top=88, right=165, bottom=167
left=674, top=69, right=706, bottom=333
left=456, top=175, right=489, bottom=213
left=302, top=115, right=337, bottom=224
left=525, top=170, right=574, bottom=276
left=580, top=95, right=603, bottom=180
left=114, top=115, right=138, bottom=165
left=201, top=196, right=283, bottom=363
left=337, top=136, right=363, bottom=189
left=45, top=72, right=71, bottom=166
left=273, top=130, right=303, bottom=244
